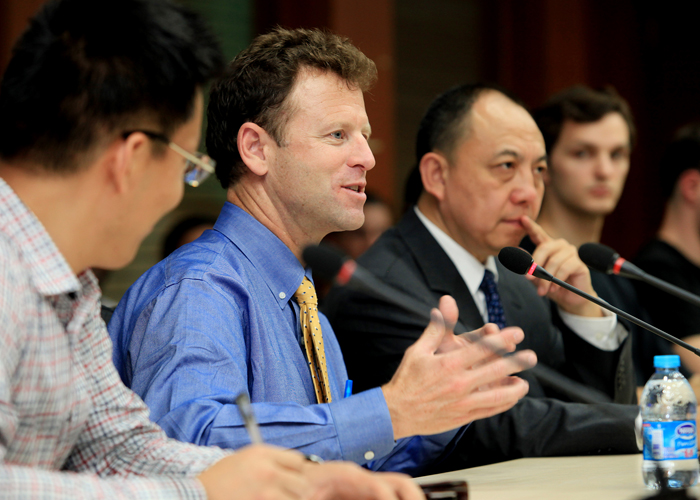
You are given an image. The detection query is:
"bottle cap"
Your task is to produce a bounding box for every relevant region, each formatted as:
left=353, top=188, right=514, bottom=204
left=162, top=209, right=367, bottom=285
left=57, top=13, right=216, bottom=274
left=654, top=355, right=681, bottom=368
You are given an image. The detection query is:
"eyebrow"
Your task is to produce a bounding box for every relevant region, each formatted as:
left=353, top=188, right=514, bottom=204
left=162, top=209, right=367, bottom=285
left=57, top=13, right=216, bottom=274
left=493, top=149, right=521, bottom=161
left=569, top=140, right=631, bottom=150
left=328, top=122, right=372, bottom=138
left=492, top=149, right=547, bottom=164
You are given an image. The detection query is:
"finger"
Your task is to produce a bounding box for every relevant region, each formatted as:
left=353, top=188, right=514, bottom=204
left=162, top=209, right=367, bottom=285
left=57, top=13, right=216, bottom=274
left=549, top=256, right=583, bottom=286
left=264, top=447, right=309, bottom=473
left=444, top=323, right=494, bottom=356
left=438, top=295, right=459, bottom=333
left=414, top=308, right=447, bottom=354
left=455, top=326, right=525, bottom=364
left=321, top=465, right=400, bottom=500
left=376, top=473, right=425, bottom=500
left=466, top=349, right=537, bottom=388
left=446, top=377, right=531, bottom=426
left=498, top=326, right=525, bottom=347
left=457, top=323, right=496, bottom=343
left=531, top=240, right=572, bottom=295
left=363, top=477, right=400, bottom=500
left=520, top=215, right=551, bottom=246
left=464, top=376, right=531, bottom=413
left=275, top=467, right=311, bottom=500
left=537, top=243, right=576, bottom=277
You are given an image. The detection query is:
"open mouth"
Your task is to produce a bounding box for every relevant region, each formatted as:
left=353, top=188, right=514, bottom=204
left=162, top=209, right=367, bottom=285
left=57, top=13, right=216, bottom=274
left=343, top=185, right=365, bottom=193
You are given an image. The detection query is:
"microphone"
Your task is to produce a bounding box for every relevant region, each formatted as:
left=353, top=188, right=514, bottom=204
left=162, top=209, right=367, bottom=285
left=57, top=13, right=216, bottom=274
left=498, top=246, right=700, bottom=358
left=305, top=244, right=616, bottom=404
left=579, top=242, right=700, bottom=309
left=303, top=244, right=433, bottom=322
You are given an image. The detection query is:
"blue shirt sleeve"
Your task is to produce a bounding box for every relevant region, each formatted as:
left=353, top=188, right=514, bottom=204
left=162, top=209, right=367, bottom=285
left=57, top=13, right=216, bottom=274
left=117, top=275, right=403, bottom=466
left=110, top=236, right=464, bottom=475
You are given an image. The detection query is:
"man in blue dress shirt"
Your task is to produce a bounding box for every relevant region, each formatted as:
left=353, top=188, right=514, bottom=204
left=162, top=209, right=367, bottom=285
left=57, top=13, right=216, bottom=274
left=0, top=1, right=428, bottom=498
left=108, top=27, right=536, bottom=476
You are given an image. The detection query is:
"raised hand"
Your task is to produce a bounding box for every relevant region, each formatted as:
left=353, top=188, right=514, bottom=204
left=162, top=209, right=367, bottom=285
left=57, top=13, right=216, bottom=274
left=382, top=296, right=536, bottom=440
left=521, top=215, right=602, bottom=317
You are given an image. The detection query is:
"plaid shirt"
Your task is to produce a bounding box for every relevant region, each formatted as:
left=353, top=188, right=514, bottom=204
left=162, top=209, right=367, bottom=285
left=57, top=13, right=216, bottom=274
left=0, top=178, right=228, bottom=499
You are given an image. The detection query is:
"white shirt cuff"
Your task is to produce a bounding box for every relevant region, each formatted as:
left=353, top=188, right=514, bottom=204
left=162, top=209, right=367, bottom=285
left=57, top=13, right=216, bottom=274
left=557, top=306, right=627, bottom=351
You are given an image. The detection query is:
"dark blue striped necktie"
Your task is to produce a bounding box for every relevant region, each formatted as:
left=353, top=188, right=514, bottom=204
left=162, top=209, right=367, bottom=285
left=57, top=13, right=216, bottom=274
left=479, top=269, right=507, bottom=329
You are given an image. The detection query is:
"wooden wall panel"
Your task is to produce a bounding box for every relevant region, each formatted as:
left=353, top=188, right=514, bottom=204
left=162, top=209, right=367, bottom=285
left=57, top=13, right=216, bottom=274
left=255, top=0, right=397, bottom=207
left=0, top=0, right=45, bottom=76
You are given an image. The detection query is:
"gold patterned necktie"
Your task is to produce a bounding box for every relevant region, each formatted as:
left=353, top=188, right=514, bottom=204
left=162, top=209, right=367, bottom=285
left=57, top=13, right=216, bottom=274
left=293, top=277, right=332, bottom=403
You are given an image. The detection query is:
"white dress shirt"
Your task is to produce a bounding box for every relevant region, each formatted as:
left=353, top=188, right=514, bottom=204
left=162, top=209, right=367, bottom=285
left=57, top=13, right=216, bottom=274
left=414, top=207, right=627, bottom=351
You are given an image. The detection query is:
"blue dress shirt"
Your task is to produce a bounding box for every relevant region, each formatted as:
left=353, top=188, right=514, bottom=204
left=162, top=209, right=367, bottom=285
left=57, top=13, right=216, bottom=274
left=108, top=202, right=461, bottom=475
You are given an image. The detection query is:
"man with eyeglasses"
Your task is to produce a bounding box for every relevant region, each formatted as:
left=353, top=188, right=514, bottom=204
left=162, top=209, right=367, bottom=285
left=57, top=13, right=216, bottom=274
left=123, top=130, right=216, bottom=187
left=0, top=1, right=424, bottom=499
left=108, top=27, right=535, bottom=476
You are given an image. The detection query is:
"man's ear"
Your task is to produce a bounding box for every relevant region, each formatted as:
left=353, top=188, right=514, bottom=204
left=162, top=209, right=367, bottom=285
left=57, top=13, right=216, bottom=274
left=419, top=152, right=450, bottom=201
left=238, top=122, right=273, bottom=177
left=678, top=169, right=700, bottom=205
left=542, top=165, right=552, bottom=186
left=104, top=132, right=150, bottom=194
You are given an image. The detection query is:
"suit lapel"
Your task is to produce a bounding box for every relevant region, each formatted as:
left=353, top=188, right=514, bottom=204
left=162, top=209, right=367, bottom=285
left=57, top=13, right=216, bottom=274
left=396, top=210, right=485, bottom=331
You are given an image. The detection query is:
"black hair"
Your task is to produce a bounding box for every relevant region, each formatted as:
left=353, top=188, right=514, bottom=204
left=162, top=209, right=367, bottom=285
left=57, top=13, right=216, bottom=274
left=532, top=85, right=636, bottom=154
left=660, top=123, right=700, bottom=199
left=0, top=0, right=224, bottom=172
left=405, top=83, right=526, bottom=208
left=206, top=27, right=377, bottom=190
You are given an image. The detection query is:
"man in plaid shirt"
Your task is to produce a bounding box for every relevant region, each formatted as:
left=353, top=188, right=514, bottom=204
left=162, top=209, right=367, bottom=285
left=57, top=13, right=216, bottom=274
left=0, top=0, right=422, bottom=499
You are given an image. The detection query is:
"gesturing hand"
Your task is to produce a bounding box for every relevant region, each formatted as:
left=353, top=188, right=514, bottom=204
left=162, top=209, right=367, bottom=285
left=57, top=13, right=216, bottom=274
left=382, top=295, right=536, bottom=440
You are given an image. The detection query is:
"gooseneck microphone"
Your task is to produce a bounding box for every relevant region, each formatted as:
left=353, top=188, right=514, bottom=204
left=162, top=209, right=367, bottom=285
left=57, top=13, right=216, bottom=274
left=305, top=244, right=620, bottom=404
left=498, top=246, right=700, bottom=358
left=303, top=244, right=433, bottom=321
left=579, top=242, right=700, bottom=309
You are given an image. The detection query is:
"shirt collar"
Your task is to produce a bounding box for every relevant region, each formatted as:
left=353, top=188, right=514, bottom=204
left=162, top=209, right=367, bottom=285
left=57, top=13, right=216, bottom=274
left=413, top=206, right=498, bottom=295
left=214, top=202, right=308, bottom=309
left=0, top=177, right=81, bottom=296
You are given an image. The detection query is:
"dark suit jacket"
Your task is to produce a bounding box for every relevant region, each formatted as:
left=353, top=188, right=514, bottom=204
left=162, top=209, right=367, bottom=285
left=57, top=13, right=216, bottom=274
left=522, top=235, right=657, bottom=386
left=323, top=209, right=639, bottom=469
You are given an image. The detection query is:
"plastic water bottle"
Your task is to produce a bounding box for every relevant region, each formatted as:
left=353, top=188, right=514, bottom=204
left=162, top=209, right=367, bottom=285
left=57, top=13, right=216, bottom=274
left=641, top=355, right=699, bottom=488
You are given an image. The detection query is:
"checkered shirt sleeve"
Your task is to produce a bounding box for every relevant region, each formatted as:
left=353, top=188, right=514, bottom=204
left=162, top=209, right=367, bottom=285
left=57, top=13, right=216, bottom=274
left=0, top=234, right=229, bottom=498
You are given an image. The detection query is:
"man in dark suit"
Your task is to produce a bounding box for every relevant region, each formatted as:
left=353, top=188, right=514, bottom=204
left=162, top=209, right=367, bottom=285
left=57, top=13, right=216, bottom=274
left=324, top=83, right=640, bottom=469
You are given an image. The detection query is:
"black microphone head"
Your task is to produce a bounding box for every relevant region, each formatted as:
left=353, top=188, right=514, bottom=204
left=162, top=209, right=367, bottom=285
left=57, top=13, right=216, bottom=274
left=498, top=247, right=534, bottom=275
left=302, top=244, right=349, bottom=281
left=578, top=243, right=618, bottom=274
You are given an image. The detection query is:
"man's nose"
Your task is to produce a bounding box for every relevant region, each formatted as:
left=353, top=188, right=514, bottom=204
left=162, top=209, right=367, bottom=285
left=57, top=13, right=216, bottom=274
left=350, top=135, right=376, bottom=171
left=511, top=168, right=540, bottom=205
left=348, top=136, right=376, bottom=170
left=594, top=153, right=615, bottom=178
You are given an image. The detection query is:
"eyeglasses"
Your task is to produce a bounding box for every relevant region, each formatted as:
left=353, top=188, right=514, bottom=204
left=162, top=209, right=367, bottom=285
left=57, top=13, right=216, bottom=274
left=122, top=130, right=216, bottom=187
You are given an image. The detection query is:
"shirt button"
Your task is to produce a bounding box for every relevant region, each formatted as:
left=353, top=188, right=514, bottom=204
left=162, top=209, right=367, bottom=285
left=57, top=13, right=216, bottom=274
left=279, top=292, right=286, bottom=299
left=364, top=451, right=375, bottom=460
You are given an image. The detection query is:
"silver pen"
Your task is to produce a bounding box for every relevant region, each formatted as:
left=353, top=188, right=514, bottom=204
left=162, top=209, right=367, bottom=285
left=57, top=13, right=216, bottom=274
left=235, top=392, right=323, bottom=463
left=236, top=392, right=263, bottom=444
